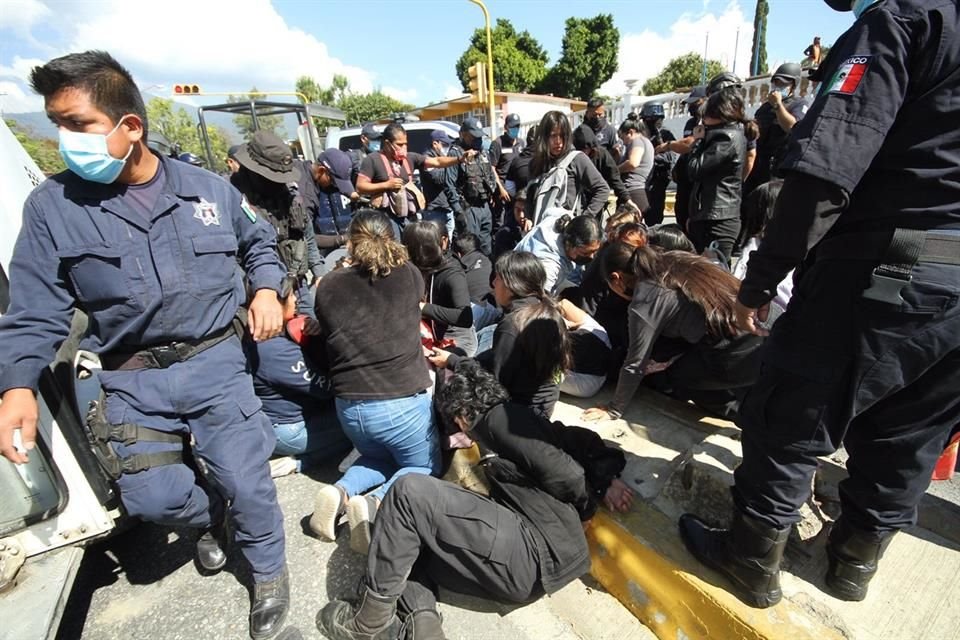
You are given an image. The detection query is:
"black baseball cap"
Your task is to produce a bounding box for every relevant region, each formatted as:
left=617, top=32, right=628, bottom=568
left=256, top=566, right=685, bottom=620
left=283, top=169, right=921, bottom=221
left=683, top=85, right=708, bottom=103
left=461, top=117, right=484, bottom=138
left=361, top=123, right=382, bottom=140
left=316, top=148, right=354, bottom=195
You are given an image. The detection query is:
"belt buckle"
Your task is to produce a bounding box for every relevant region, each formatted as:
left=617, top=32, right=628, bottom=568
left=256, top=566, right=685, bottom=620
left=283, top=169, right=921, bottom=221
left=861, top=269, right=910, bottom=305
left=149, top=344, right=182, bottom=368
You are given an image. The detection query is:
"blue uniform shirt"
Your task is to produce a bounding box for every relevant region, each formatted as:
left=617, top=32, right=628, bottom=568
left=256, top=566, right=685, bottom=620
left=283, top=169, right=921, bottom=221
left=0, top=153, right=286, bottom=394
left=246, top=335, right=334, bottom=425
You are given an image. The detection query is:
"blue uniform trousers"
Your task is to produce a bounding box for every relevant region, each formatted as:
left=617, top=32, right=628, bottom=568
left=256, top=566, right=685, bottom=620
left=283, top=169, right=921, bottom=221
left=734, top=258, right=960, bottom=533
left=101, top=336, right=286, bottom=582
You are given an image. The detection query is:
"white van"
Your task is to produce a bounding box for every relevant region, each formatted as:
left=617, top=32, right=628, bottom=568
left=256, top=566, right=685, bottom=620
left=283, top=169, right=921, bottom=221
left=325, top=120, right=462, bottom=156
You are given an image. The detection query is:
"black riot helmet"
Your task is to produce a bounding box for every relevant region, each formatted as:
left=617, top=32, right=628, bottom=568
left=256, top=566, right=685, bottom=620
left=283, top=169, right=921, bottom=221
left=772, top=62, right=803, bottom=89
left=640, top=102, right=665, bottom=119
left=823, top=0, right=852, bottom=10
left=707, top=71, right=743, bottom=96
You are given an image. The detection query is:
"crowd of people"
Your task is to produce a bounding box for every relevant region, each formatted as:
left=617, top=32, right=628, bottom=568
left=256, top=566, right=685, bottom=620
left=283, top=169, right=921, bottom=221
left=3, top=0, right=959, bottom=634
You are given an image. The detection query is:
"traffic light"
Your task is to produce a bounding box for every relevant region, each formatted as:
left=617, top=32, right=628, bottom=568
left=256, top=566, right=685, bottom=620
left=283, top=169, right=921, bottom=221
left=173, top=84, right=201, bottom=95
left=467, top=62, right=486, bottom=104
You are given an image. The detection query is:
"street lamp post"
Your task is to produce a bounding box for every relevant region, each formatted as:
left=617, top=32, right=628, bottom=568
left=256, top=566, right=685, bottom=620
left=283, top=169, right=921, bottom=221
left=469, top=0, right=497, bottom=138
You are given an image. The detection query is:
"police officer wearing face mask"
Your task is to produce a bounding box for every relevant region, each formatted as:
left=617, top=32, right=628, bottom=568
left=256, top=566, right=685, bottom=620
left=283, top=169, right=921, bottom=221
left=0, top=52, right=290, bottom=638
left=680, top=0, right=960, bottom=611
left=584, top=97, right=620, bottom=161
left=347, top=122, right=382, bottom=186
left=421, top=129, right=457, bottom=240
left=447, top=117, right=498, bottom=255
left=745, top=62, right=814, bottom=196
left=641, top=102, right=678, bottom=226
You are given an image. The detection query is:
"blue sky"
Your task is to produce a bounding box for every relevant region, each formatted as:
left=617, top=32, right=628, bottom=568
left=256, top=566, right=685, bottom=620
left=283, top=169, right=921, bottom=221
left=0, top=0, right=852, bottom=115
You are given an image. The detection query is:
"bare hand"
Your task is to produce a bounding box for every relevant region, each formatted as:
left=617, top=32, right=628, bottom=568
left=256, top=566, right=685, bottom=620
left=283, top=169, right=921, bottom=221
left=692, top=125, right=705, bottom=140
left=734, top=300, right=771, bottom=337
left=388, top=178, right=405, bottom=191
left=582, top=406, right=614, bottom=422
left=604, top=478, right=634, bottom=513
left=654, top=142, right=671, bottom=154
left=462, top=150, right=478, bottom=163
left=248, top=288, right=284, bottom=342
left=520, top=218, right=533, bottom=233
left=0, top=388, right=39, bottom=464
left=426, top=348, right=451, bottom=369
left=767, top=91, right=783, bottom=108
left=624, top=199, right=641, bottom=214
left=499, top=186, right=511, bottom=203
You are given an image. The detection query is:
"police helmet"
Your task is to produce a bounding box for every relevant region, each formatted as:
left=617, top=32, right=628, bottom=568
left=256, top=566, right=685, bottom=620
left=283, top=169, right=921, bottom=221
left=772, top=62, right=802, bottom=89
left=706, top=72, right=743, bottom=96
left=640, top=102, right=665, bottom=119
left=178, top=152, right=204, bottom=166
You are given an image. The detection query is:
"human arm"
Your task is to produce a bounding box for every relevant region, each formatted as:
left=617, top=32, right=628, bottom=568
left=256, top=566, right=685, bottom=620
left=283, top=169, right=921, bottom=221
left=304, top=218, right=325, bottom=281
left=767, top=91, right=799, bottom=131
left=444, top=146, right=465, bottom=214
left=574, top=154, right=611, bottom=218
left=743, top=146, right=757, bottom=181
left=422, top=150, right=475, bottom=169
left=355, top=154, right=403, bottom=196
left=598, top=149, right=632, bottom=206
left=421, top=269, right=474, bottom=328
left=618, top=141, right=644, bottom=173
left=685, top=133, right=736, bottom=182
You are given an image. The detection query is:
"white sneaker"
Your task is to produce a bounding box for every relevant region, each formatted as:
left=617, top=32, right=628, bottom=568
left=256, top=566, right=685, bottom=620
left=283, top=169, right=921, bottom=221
left=268, top=456, right=298, bottom=478
left=309, top=484, right=344, bottom=541
left=347, top=494, right=380, bottom=555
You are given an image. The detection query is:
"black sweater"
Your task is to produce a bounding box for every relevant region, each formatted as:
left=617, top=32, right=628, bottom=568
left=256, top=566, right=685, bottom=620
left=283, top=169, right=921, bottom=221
left=472, top=402, right=625, bottom=593
left=313, top=261, right=431, bottom=399
left=421, top=258, right=473, bottom=334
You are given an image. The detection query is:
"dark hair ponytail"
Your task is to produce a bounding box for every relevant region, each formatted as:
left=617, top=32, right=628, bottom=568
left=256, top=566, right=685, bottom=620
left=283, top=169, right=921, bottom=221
left=555, top=214, right=601, bottom=252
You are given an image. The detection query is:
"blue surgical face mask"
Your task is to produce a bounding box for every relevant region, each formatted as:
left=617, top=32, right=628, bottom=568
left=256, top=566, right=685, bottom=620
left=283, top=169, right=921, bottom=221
left=773, top=86, right=791, bottom=98
left=507, top=126, right=520, bottom=139
left=58, top=117, right=133, bottom=184
left=852, top=0, right=881, bottom=18
left=367, top=140, right=381, bottom=152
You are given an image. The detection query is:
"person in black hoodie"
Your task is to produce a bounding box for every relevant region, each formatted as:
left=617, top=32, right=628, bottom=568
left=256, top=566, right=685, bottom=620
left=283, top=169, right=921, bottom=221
left=428, top=251, right=570, bottom=418
left=572, top=123, right=638, bottom=216
left=316, top=361, right=632, bottom=640
left=403, top=221, right=476, bottom=355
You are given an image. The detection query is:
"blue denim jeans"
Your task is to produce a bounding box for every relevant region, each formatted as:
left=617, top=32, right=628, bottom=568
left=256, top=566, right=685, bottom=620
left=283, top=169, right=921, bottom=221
left=272, top=405, right=353, bottom=471
left=335, top=392, right=440, bottom=501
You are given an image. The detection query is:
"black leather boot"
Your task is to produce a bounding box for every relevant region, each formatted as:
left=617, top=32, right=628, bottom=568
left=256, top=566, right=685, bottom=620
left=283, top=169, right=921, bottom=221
left=196, top=523, right=228, bottom=572
left=250, top=567, right=290, bottom=640
left=316, top=587, right=400, bottom=640
left=825, top=519, right=896, bottom=601
left=679, top=510, right=790, bottom=608
left=401, top=609, right=446, bottom=640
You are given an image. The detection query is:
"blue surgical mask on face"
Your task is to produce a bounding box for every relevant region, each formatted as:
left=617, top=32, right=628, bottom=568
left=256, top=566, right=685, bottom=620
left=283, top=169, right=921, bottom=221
left=774, top=86, right=790, bottom=98
left=507, top=126, right=520, bottom=139
left=367, top=140, right=381, bottom=152
left=852, top=0, right=881, bottom=18
left=58, top=117, right=133, bottom=184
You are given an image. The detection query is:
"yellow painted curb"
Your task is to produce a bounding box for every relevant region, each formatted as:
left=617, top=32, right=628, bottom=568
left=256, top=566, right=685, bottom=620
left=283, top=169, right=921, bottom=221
left=586, top=509, right=845, bottom=640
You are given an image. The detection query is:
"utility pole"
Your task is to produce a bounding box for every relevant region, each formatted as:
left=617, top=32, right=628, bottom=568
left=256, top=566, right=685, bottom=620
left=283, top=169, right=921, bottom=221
left=733, top=27, right=740, bottom=74
left=701, top=32, right=710, bottom=85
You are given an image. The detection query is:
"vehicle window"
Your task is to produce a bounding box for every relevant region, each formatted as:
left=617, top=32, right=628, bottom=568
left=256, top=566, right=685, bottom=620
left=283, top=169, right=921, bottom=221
left=0, top=263, right=64, bottom=535
left=407, top=130, right=434, bottom=155
left=338, top=134, right=362, bottom=152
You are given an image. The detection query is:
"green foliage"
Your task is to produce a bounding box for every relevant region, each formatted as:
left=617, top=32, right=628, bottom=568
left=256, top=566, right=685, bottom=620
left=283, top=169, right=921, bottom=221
left=227, top=87, right=284, bottom=141
left=296, top=74, right=349, bottom=105
left=455, top=18, right=549, bottom=94
left=144, top=98, right=231, bottom=172
left=293, top=75, right=414, bottom=133
left=6, top=119, right=66, bottom=174
left=642, top=53, right=725, bottom=95
left=752, top=0, right=769, bottom=75
left=538, top=14, right=619, bottom=100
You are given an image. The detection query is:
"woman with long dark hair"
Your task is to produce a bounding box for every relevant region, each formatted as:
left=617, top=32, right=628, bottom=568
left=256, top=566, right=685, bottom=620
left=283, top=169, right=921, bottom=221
left=308, top=210, right=440, bottom=554
left=617, top=116, right=655, bottom=222
left=316, top=361, right=631, bottom=640
left=429, top=251, right=571, bottom=418
left=527, top=111, right=609, bottom=222
left=515, top=212, right=603, bottom=295
left=583, top=242, right=764, bottom=421
left=687, top=89, right=749, bottom=261
left=402, top=220, right=477, bottom=355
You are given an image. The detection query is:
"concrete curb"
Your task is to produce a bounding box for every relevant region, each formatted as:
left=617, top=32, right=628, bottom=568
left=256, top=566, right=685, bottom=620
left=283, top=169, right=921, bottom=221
left=586, top=506, right=846, bottom=640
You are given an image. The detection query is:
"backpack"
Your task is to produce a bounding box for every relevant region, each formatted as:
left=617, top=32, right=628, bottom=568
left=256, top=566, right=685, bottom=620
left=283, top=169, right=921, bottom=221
left=529, top=150, right=582, bottom=225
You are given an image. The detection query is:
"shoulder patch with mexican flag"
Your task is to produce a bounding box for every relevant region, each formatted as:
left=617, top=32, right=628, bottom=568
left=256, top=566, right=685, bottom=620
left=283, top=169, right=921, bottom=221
left=825, top=56, right=871, bottom=95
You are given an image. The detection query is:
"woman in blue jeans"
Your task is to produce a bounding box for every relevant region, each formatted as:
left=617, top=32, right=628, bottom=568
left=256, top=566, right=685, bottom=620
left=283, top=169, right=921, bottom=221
left=308, top=210, right=440, bottom=554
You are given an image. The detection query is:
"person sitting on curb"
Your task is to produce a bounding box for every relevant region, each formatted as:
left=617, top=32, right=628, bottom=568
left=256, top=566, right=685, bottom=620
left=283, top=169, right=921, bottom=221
left=316, top=360, right=633, bottom=640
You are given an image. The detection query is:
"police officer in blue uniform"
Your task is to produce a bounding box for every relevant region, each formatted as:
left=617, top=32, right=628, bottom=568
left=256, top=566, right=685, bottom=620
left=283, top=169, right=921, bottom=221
left=0, top=52, right=291, bottom=638
left=680, top=0, right=960, bottom=609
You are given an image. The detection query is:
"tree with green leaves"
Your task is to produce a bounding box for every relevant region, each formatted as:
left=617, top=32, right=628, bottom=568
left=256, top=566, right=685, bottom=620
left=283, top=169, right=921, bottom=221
left=338, top=91, right=415, bottom=125
left=228, top=87, right=285, bottom=141
left=6, top=119, right=65, bottom=174
left=144, top=98, right=232, bottom=172
left=296, top=74, right=350, bottom=105
left=752, top=0, right=769, bottom=75
left=538, top=14, right=619, bottom=100
left=455, top=18, right=549, bottom=94
left=642, top=53, right=726, bottom=95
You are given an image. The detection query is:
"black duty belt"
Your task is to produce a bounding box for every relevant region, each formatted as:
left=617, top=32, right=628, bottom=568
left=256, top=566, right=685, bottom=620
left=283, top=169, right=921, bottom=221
left=100, top=323, right=237, bottom=371
left=816, top=228, right=960, bottom=305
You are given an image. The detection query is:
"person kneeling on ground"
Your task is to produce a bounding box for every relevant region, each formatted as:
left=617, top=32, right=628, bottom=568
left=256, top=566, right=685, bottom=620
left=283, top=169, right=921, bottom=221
left=316, top=360, right=633, bottom=640
left=245, top=278, right=353, bottom=478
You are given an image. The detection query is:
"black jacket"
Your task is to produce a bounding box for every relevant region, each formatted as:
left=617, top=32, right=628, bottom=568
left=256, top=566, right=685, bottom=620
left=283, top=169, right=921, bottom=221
left=471, top=402, right=625, bottom=593
left=456, top=249, right=492, bottom=303
left=421, top=258, right=473, bottom=333
left=590, top=147, right=631, bottom=205
left=687, top=123, right=746, bottom=222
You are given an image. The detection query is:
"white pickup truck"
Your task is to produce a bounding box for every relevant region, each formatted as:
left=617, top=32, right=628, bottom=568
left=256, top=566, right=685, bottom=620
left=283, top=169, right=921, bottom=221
left=0, top=118, right=122, bottom=640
